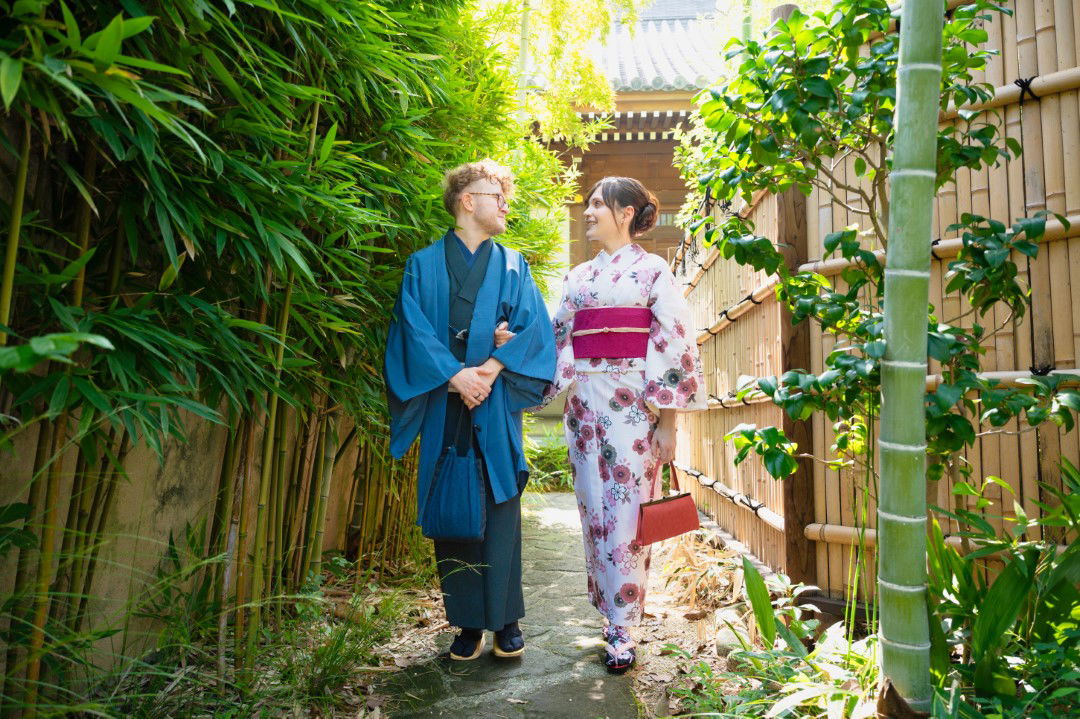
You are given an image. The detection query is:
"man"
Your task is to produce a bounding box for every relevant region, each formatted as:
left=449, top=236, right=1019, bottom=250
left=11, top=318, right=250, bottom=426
left=384, top=159, right=556, bottom=660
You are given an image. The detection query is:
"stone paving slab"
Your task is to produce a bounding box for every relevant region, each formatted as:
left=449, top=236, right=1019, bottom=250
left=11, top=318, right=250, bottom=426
left=382, top=492, right=642, bottom=719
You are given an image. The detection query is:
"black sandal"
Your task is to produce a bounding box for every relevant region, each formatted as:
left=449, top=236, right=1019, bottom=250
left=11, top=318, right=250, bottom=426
left=603, top=644, right=636, bottom=674
left=493, top=621, right=525, bottom=658
left=449, top=628, right=485, bottom=661
left=603, top=626, right=636, bottom=674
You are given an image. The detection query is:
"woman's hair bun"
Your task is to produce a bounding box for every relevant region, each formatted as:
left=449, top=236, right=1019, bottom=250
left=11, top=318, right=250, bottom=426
left=632, top=196, right=659, bottom=236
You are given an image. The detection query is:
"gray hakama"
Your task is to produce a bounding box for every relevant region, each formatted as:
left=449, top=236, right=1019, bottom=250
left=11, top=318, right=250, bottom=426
left=433, top=233, right=525, bottom=631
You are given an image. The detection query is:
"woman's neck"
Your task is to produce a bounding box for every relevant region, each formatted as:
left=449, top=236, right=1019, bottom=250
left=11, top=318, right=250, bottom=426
left=601, top=235, right=632, bottom=256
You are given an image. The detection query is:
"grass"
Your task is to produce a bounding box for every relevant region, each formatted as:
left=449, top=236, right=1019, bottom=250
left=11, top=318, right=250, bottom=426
left=525, top=424, right=573, bottom=493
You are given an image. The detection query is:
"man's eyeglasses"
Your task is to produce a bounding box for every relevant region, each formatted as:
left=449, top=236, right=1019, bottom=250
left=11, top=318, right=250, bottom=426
left=469, top=192, right=508, bottom=210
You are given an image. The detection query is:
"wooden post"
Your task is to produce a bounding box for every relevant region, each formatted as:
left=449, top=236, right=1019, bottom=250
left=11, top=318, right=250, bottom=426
left=777, top=186, right=816, bottom=585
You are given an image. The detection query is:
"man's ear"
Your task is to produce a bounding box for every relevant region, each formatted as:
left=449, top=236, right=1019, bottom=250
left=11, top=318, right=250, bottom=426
left=460, top=192, right=473, bottom=213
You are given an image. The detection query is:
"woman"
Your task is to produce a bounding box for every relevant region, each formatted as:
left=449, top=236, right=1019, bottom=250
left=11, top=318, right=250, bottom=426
left=509, top=176, right=704, bottom=672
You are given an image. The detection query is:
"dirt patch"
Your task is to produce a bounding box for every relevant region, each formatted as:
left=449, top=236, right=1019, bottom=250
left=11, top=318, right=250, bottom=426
left=631, top=530, right=751, bottom=717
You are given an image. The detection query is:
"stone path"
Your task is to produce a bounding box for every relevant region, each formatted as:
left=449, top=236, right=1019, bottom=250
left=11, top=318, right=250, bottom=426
left=383, top=492, right=641, bottom=719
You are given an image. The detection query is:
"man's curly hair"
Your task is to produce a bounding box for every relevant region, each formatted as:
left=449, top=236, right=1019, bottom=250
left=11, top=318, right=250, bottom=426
left=442, top=159, right=515, bottom=217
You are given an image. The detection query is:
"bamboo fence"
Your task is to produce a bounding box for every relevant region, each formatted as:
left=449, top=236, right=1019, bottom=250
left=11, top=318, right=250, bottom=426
left=671, top=0, right=1080, bottom=600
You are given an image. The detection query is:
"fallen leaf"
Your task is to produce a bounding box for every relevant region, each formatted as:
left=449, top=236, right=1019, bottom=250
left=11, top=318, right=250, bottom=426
left=507, top=698, right=527, bottom=704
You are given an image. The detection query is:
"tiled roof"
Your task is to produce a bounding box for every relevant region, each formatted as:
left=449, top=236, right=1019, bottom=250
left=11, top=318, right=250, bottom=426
left=595, top=14, right=728, bottom=92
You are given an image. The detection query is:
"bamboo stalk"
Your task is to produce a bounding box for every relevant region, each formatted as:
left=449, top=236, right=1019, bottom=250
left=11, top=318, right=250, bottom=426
left=877, top=0, right=943, bottom=707
left=1, top=420, right=52, bottom=702
left=288, top=408, right=322, bottom=589
left=74, top=429, right=130, bottom=633
left=353, top=438, right=374, bottom=591
left=232, top=413, right=258, bottom=671
left=246, top=271, right=295, bottom=661
left=306, top=414, right=339, bottom=581
left=70, top=148, right=99, bottom=308
left=281, top=410, right=306, bottom=566
left=371, top=458, right=390, bottom=580
left=268, top=405, right=288, bottom=626
left=940, top=65, right=1080, bottom=121
left=208, top=422, right=240, bottom=593
left=220, top=417, right=252, bottom=681
left=298, top=410, right=328, bottom=584
left=0, top=114, right=31, bottom=346
left=23, top=413, right=70, bottom=718
left=337, top=430, right=361, bottom=553
left=49, top=441, right=89, bottom=631
left=796, top=213, right=1080, bottom=277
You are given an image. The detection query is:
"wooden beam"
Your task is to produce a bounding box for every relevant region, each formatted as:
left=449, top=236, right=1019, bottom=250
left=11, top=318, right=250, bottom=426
left=778, top=187, right=816, bottom=585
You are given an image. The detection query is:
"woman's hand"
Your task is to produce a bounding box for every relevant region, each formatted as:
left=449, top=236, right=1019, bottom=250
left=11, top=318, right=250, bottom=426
left=493, top=321, right=515, bottom=348
left=651, top=423, right=676, bottom=464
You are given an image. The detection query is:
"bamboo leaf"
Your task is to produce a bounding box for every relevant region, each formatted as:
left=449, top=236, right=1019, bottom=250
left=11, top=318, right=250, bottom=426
left=93, top=14, right=125, bottom=71
left=60, top=1, right=81, bottom=47
left=742, top=556, right=776, bottom=648
left=0, top=55, right=23, bottom=110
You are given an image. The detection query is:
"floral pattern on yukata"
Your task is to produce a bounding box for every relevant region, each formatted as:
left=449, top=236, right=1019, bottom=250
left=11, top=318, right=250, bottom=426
left=539, top=243, right=705, bottom=626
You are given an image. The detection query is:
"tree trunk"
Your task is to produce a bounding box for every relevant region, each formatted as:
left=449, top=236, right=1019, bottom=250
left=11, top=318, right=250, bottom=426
left=878, top=0, right=945, bottom=711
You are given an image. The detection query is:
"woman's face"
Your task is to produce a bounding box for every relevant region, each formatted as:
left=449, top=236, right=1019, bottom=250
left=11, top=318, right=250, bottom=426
left=583, top=189, right=632, bottom=243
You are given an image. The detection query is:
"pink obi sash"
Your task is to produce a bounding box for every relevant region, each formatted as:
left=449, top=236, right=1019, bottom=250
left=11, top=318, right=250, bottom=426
left=572, top=306, right=653, bottom=359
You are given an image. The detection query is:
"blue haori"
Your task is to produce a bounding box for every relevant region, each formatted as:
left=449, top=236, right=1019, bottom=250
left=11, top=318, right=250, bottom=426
left=384, top=234, right=556, bottom=515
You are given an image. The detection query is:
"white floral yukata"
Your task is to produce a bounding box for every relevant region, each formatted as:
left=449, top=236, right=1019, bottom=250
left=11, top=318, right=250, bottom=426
left=541, top=243, right=705, bottom=626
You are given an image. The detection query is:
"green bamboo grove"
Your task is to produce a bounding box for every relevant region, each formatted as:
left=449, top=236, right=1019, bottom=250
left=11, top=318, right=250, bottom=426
left=0, top=0, right=569, bottom=711
left=878, top=0, right=945, bottom=709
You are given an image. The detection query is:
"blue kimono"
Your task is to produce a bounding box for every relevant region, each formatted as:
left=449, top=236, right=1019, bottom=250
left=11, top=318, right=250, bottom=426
left=385, top=232, right=555, bottom=629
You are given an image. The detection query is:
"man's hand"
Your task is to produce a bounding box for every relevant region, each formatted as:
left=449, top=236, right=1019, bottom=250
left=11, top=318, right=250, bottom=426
left=493, top=321, right=515, bottom=348
left=451, top=367, right=491, bottom=409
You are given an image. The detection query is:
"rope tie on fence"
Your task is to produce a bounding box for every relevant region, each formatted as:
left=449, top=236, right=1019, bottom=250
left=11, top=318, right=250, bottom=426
left=930, top=237, right=942, bottom=260
left=1029, top=363, right=1056, bottom=376
left=1014, top=76, right=1040, bottom=102
left=745, top=293, right=763, bottom=305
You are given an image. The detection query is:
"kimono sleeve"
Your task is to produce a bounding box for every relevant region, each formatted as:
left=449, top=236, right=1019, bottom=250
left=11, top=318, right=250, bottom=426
left=384, top=256, right=462, bottom=457
left=530, top=272, right=576, bottom=410
left=642, top=261, right=706, bottom=412
left=491, top=260, right=557, bottom=411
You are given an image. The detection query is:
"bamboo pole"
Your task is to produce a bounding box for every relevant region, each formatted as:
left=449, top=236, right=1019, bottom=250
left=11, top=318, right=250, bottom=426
left=877, top=0, right=943, bottom=707
left=218, top=419, right=250, bottom=681
left=288, top=408, right=322, bottom=589
left=246, top=271, right=294, bottom=661
left=298, top=411, right=328, bottom=584
left=0, top=114, right=31, bottom=346
left=1, top=421, right=52, bottom=701
left=232, top=414, right=258, bottom=671
left=307, top=414, right=339, bottom=581
left=674, top=463, right=785, bottom=532
left=797, top=213, right=1080, bottom=277
left=940, top=65, right=1080, bottom=120
left=208, top=422, right=240, bottom=595
left=804, top=521, right=1067, bottom=555
left=22, top=414, right=70, bottom=717
left=73, top=430, right=130, bottom=633
left=265, top=409, right=283, bottom=622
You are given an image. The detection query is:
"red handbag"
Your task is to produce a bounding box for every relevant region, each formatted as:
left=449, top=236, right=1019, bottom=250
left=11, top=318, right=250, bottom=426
left=636, top=463, right=700, bottom=545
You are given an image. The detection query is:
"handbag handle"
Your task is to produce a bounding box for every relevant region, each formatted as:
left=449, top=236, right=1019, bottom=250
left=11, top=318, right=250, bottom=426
left=652, top=462, right=681, bottom=501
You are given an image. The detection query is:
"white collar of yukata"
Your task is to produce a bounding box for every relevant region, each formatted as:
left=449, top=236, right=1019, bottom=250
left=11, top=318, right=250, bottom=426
left=593, top=242, right=641, bottom=269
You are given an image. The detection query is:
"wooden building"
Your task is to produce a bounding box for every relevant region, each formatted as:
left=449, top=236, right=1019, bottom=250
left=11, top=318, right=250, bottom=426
left=564, top=0, right=727, bottom=265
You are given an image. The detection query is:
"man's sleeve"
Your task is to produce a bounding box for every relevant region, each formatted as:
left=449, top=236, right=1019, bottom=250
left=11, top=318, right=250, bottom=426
left=492, top=261, right=557, bottom=411
left=385, top=257, right=462, bottom=405
left=384, top=257, right=462, bottom=457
